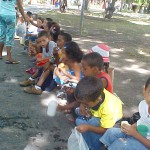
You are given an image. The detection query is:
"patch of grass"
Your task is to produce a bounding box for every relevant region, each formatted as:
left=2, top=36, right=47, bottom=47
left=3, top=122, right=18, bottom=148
left=40, top=10, right=150, bottom=61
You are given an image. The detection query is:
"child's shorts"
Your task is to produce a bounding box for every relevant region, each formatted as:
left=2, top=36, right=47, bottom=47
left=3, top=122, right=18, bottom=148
left=0, top=15, right=16, bottom=46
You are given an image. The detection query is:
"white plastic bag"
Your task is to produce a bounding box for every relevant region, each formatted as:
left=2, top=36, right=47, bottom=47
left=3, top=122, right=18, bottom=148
left=16, top=22, right=26, bottom=37
left=68, top=127, right=89, bottom=150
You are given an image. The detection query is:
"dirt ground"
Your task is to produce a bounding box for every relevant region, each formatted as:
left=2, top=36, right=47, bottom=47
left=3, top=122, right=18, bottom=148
left=0, top=8, right=150, bottom=150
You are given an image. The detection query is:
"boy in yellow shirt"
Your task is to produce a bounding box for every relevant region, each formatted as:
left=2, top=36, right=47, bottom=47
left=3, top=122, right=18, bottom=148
left=74, top=76, right=123, bottom=150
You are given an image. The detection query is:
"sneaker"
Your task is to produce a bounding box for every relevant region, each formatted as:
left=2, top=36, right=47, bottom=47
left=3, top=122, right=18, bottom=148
left=19, top=79, right=35, bottom=87
left=24, top=86, right=42, bottom=95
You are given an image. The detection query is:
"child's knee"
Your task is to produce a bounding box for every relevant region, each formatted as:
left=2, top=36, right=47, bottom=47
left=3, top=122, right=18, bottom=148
left=106, top=128, right=121, bottom=136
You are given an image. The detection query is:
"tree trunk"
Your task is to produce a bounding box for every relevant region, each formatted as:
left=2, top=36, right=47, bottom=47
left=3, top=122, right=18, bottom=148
left=147, top=2, right=150, bottom=13
left=104, top=0, right=117, bottom=19
left=84, top=0, right=89, bottom=10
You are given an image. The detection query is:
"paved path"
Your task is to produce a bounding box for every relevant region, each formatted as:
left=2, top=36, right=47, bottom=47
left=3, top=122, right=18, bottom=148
left=0, top=4, right=150, bottom=150
left=0, top=41, right=73, bottom=150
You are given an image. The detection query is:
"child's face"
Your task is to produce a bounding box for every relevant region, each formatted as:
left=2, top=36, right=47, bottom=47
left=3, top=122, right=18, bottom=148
left=38, top=36, right=49, bottom=48
left=27, top=14, right=33, bottom=19
left=61, top=49, right=72, bottom=67
left=57, top=35, right=65, bottom=49
left=81, top=60, right=97, bottom=77
left=37, top=19, right=42, bottom=26
left=44, top=23, right=49, bottom=32
left=43, top=20, right=48, bottom=30
left=144, top=84, right=150, bottom=106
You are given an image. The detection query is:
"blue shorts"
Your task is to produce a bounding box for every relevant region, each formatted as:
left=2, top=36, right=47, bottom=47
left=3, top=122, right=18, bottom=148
left=0, top=15, right=16, bottom=46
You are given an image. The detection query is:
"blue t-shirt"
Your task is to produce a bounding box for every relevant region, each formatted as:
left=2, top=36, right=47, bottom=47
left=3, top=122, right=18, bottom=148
left=42, top=41, right=56, bottom=58
left=0, top=0, right=17, bottom=16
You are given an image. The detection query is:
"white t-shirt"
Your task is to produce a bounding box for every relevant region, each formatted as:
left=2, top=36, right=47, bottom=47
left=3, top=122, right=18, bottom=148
left=42, top=41, right=56, bottom=58
left=137, top=100, right=150, bottom=139
left=28, top=21, right=38, bottom=35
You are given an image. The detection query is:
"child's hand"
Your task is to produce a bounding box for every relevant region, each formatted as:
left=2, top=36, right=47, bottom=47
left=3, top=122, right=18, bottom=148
left=57, top=104, right=66, bottom=111
left=60, top=76, right=68, bottom=82
left=121, top=124, right=137, bottom=136
left=79, top=104, right=89, bottom=116
left=53, top=47, right=59, bottom=55
left=68, top=79, right=79, bottom=83
left=36, top=57, right=43, bottom=62
left=59, top=68, right=67, bottom=75
left=76, top=124, right=90, bottom=133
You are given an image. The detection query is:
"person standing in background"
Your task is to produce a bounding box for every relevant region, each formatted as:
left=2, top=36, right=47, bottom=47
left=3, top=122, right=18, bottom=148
left=0, top=0, right=27, bottom=64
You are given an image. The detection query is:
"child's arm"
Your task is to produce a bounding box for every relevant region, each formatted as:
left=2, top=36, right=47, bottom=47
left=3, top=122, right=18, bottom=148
left=55, top=67, right=68, bottom=82
left=76, top=124, right=107, bottom=134
left=17, top=0, right=27, bottom=22
left=27, top=17, right=42, bottom=28
left=57, top=101, right=77, bottom=111
left=36, top=57, right=44, bottom=62
left=53, top=47, right=60, bottom=65
left=60, top=63, right=81, bottom=81
left=122, top=123, right=150, bottom=148
left=101, top=78, right=108, bottom=89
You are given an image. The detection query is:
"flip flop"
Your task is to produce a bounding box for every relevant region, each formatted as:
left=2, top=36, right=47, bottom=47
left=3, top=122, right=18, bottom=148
left=5, top=60, right=19, bottom=64
left=0, top=57, right=3, bottom=59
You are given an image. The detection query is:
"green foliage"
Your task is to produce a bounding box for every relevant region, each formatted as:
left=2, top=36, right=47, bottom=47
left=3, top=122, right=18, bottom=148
left=134, top=0, right=148, bottom=5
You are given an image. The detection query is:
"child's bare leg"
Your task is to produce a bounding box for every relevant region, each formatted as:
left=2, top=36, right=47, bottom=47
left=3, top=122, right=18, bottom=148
left=36, top=69, right=51, bottom=87
left=0, top=42, right=4, bottom=57
left=31, top=69, right=38, bottom=79
left=28, top=40, right=32, bottom=56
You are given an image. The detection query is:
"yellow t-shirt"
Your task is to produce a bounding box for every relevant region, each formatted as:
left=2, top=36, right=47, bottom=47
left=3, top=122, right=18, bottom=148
left=90, top=89, right=123, bottom=128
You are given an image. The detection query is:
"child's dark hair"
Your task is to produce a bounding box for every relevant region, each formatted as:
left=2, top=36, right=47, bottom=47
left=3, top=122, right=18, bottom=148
left=46, top=18, right=53, bottom=22
left=82, top=52, right=104, bottom=71
left=59, top=31, right=72, bottom=42
left=26, top=11, right=32, bottom=18
left=50, top=22, right=60, bottom=42
left=74, top=76, right=104, bottom=102
left=32, top=13, right=38, bottom=21
left=46, top=21, right=53, bottom=30
left=64, top=41, right=83, bottom=63
left=38, top=16, right=44, bottom=23
left=145, top=77, right=150, bottom=90
left=38, top=30, right=49, bottom=38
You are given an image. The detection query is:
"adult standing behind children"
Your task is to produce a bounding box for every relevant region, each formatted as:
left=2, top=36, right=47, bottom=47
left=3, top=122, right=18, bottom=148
left=0, top=0, right=27, bottom=64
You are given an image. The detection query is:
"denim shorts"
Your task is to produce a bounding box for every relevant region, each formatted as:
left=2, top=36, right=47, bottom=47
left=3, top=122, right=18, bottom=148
left=100, top=128, right=149, bottom=150
left=0, top=15, right=16, bottom=46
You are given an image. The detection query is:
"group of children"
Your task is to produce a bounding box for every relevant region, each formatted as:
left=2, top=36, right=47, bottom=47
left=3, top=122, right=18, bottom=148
left=17, top=12, right=150, bottom=150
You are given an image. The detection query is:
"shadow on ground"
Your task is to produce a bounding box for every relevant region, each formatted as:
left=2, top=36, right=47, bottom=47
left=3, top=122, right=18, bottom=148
left=0, top=11, right=150, bottom=149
